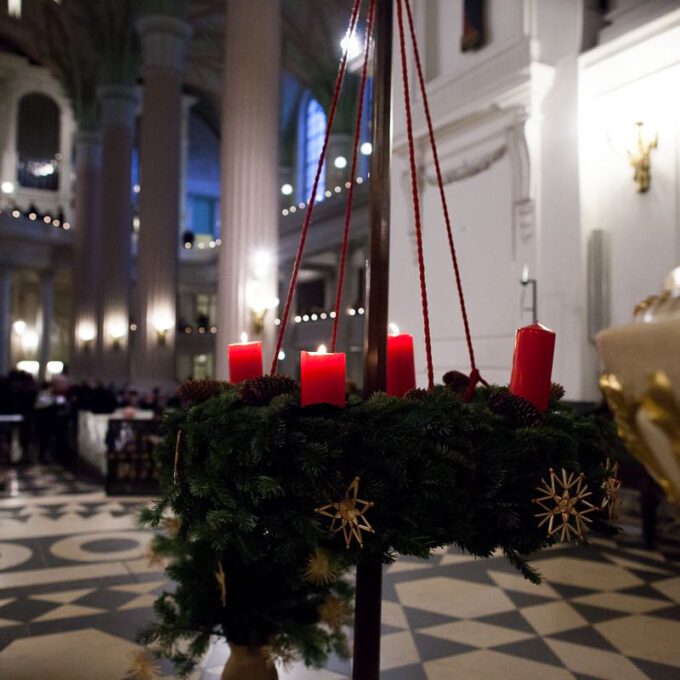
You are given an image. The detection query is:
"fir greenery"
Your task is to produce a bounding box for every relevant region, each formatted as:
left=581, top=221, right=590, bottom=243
left=140, top=377, right=618, bottom=676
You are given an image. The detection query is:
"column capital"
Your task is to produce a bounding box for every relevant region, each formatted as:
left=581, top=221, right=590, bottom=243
left=74, top=130, right=102, bottom=146
left=97, top=84, right=139, bottom=129
left=75, top=131, right=102, bottom=166
left=136, top=14, right=193, bottom=74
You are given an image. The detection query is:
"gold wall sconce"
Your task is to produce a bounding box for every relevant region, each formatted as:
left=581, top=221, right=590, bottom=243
left=107, top=319, right=127, bottom=350
left=628, top=122, right=657, bottom=193
left=77, top=322, right=96, bottom=352
left=246, top=249, right=279, bottom=338
left=153, top=313, right=175, bottom=347
left=78, top=321, right=97, bottom=352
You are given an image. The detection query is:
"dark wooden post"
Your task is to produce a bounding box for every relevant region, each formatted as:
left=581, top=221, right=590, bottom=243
left=353, top=0, right=393, bottom=678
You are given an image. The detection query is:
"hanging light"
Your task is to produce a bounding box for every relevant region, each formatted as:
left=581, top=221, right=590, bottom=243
left=8, top=0, right=21, bottom=18
left=340, top=33, right=362, bottom=60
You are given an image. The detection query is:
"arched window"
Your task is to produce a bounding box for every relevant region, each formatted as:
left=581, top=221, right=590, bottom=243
left=16, top=93, right=61, bottom=191
left=298, top=95, right=326, bottom=203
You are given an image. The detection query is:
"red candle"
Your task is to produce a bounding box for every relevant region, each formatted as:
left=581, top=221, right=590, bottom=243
left=509, top=323, right=556, bottom=411
left=387, top=325, right=416, bottom=397
left=228, top=333, right=263, bottom=384
left=300, top=345, right=346, bottom=407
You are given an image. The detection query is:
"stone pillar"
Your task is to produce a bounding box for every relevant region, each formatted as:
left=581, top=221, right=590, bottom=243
left=70, top=131, right=102, bottom=380
left=97, top=85, right=138, bottom=383
left=216, top=0, right=281, bottom=379
left=132, top=15, right=192, bottom=388
left=0, top=268, right=11, bottom=374
left=38, top=272, right=53, bottom=381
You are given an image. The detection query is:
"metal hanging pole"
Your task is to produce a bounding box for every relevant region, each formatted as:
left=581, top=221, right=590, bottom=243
left=353, top=0, right=393, bottom=678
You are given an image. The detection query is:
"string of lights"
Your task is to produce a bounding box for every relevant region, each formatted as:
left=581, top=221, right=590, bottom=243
left=274, top=306, right=366, bottom=326
left=0, top=207, right=70, bottom=230
left=281, top=173, right=369, bottom=217
left=181, top=173, right=370, bottom=251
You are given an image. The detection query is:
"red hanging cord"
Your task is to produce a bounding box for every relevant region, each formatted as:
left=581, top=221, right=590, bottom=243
left=331, top=0, right=376, bottom=352
left=402, top=0, right=486, bottom=399
left=396, top=0, right=434, bottom=390
left=270, top=0, right=363, bottom=375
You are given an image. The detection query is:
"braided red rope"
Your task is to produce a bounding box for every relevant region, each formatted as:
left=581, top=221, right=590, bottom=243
left=396, top=0, right=434, bottom=390
left=403, top=0, right=487, bottom=399
left=331, top=0, right=376, bottom=352
left=270, top=0, right=362, bottom=375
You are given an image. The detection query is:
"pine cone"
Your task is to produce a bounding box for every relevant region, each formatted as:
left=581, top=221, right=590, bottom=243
left=239, top=374, right=298, bottom=406
left=488, top=390, right=543, bottom=427
left=550, top=382, right=566, bottom=402
left=404, top=388, right=429, bottom=400
left=443, top=370, right=470, bottom=394
left=180, top=378, right=227, bottom=404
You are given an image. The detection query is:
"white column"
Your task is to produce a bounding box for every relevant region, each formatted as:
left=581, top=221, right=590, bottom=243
left=537, top=2, right=595, bottom=399
left=71, top=131, right=102, bottom=380
left=98, top=85, right=138, bottom=383
left=0, top=268, right=11, bottom=374
left=133, top=15, right=192, bottom=388
left=38, top=272, right=53, bottom=381
left=216, top=0, right=281, bottom=379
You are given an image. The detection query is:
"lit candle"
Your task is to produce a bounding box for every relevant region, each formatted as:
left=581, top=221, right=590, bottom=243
left=228, top=332, right=263, bottom=384
left=509, top=323, right=556, bottom=411
left=300, top=344, right=346, bottom=407
left=386, top=323, right=416, bottom=397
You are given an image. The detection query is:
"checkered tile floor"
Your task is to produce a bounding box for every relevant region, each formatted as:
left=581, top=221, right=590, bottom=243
left=1, top=465, right=679, bottom=679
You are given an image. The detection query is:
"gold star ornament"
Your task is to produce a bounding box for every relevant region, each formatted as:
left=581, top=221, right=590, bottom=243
left=318, top=595, right=353, bottom=631
left=215, top=561, right=227, bottom=607
left=601, top=458, right=622, bottom=521
left=125, top=650, right=161, bottom=680
left=305, top=548, right=337, bottom=586
left=315, top=477, right=375, bottom=549
left=145, top=540, right=165, bottom=569
left=533, top=468, right=596, bottom=541
left=261, top=643, right=295, bottom=671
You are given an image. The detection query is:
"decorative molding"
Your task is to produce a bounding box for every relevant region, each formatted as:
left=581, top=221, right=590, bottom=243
left=601, top=0, right=680, bottom=44
left=505, top=111, right=535, bottom=252
left=397, top=38, right=533, bottom=145
left=424, top=144, right=506, bottom=186
left=97, top=85, right=138, bottom=129
left=136, top=15, right=193, bottom=75
left=580, top=7, right=680, bottom=96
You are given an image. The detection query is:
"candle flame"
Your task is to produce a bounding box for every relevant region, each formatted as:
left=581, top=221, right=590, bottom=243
left=240, top=331, right=248, bottom=343
left=317, top=344, right=327, bottom=355
left=521, top=265, right=529, bottom=284
left=389, top=322, right=400, bottom=336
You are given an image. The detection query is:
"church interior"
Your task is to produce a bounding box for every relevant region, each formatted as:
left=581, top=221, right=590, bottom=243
left=0, top=1, right=679, bottom=678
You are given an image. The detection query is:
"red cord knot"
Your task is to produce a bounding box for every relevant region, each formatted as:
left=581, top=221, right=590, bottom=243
left=463, top=368, right=487, bottom=402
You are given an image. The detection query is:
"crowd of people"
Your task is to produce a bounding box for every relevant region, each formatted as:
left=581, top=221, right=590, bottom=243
left=0, top=369, right=181, bottom=468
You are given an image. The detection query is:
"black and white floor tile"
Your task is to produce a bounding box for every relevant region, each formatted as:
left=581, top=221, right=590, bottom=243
left=1, top=465, right=679, bottom=679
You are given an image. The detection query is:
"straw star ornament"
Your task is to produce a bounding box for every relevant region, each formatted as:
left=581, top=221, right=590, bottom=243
left=316, top=477, right=375, bottom=549
left=601, top=458, right=622, bottom=521
left=533, top=468, right=596, bottom=541
left=215, top=561, right=227, bottom=607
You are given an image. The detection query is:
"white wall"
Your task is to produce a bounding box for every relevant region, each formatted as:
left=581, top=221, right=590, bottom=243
left=423, top=0, right=526, bottom=83
left=389, top=1, right=680, bottom=399
left=580, top=10, right=680, bottom=330
left=390, top=123, right=519, bottom=387
left=389, top=0, right=540, bottom=390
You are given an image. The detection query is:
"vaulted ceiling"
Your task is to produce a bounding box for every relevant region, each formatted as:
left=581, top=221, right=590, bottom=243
left=0, top=0, right=356, bottom=135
